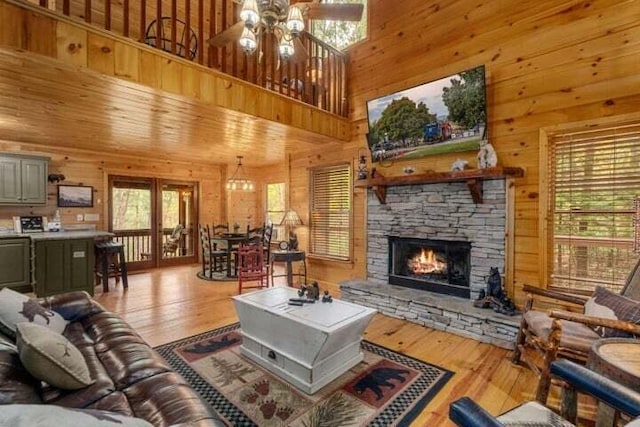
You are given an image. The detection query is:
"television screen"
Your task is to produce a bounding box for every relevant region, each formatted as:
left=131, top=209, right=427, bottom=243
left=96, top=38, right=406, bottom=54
left=366, top=65, right=487, bottom=162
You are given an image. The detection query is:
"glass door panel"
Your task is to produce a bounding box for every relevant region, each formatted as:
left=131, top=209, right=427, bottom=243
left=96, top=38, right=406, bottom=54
left=109, top=176, right=155, bottom=270
left=159, top=181, right=197, bottom=265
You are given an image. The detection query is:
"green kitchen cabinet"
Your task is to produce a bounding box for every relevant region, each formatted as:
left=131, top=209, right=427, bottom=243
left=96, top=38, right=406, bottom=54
left=35, top=238, right=95, bottom=297
left=0, top=154, right=48, bottom=205
left=0, top=237, right=31, bottom=292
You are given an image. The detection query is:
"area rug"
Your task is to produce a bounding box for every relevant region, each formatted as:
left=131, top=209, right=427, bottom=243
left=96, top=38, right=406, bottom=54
left=154, top=323, right=453, bottom=427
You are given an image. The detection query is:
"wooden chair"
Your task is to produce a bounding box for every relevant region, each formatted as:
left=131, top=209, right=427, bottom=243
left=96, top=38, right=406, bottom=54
left=237, top=240, right=270, bottom=294
left=512, top=258, right=640, bottom=404
left=450, top=359, right=640, bottom=426
left=198, top=224, right=213, bottom=276
left=162, top=224, right=185, bottom=257
left=210, top=223, right=230, bottom=273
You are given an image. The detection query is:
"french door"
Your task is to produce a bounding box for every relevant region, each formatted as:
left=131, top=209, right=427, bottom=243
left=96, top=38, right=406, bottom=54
left=108, top=175, right=198, bottom=269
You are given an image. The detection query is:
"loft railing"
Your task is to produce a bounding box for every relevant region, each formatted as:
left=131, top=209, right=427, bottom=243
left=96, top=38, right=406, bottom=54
left=26, top=0, right=349, bottom=117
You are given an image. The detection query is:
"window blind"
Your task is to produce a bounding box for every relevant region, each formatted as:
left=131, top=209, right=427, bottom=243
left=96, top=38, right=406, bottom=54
left=547, top=123, right=640, bottom=293
left=310, top=164, right=351, bottom=260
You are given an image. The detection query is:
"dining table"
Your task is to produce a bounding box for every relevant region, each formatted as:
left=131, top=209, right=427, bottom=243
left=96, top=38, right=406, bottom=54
left=211, top=232, right=249, bottom=278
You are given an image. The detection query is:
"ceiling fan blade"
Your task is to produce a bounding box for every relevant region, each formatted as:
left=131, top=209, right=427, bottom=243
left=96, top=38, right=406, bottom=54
left=292, top=37, right=309, bottom=64
left=301, top=3, right=364, bottom=21
left=208, top=21, right=245, bottom=47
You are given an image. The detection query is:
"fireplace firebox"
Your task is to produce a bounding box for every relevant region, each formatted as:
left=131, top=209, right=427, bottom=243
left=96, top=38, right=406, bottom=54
left=388, top=236, right=471, bottom=298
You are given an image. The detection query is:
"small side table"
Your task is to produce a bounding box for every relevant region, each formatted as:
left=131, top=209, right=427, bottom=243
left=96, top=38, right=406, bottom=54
left=270, top=250, right=306, bottom=287
left=588, top=338, right=640, bottom=427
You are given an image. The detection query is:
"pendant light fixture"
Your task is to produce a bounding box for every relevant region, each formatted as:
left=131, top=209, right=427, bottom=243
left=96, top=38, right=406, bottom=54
left=226, top=156, right=254, bottom=191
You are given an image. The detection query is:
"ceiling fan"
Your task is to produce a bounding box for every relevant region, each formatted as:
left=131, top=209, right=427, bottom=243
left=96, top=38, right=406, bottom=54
left=208, top=0, right=364, bottom=63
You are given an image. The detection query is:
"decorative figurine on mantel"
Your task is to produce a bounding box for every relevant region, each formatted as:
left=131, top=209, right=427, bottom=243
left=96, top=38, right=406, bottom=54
left=451, top=158, right=469, bottom=171
left=477, top=140, right=498, bottom=168
left=296, top=281, right=320, bottom=301
left=288, top=231, right=299, bottom=251
left=473, top=267, right=516, bottom=316
left=322, top=290, right=333, bottom=303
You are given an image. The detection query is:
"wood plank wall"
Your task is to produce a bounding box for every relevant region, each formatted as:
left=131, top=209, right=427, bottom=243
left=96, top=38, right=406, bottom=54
left=0, top=0, right=349, bottom=142
left=293, top=0, right=640, bottom=305
left=0, top=140, right=225, bottom=230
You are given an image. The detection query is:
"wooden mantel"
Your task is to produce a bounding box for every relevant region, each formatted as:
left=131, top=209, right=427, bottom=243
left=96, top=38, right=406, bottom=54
left=354, top=166, right=524, bottom=204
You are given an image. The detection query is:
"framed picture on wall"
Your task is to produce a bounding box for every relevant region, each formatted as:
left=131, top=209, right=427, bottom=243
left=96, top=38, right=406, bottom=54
left=57, top=185, right=93, bottom=208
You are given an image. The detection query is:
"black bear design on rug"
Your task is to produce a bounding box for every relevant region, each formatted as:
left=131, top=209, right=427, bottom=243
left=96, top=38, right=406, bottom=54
left=19, top=300, right=55, bottom=324
left=354, top=367, right=411, bottom=400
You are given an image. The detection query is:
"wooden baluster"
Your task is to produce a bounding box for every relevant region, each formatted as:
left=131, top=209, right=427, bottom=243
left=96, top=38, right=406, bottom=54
left=156, top=0, right=162, bottom=53
left=63, top=0, right=70, bottom=15
left=260, top=32, right=267, bottom=88
left=171, top=0, right=177, bottom=55
left=105, top=0, right=111, bottom=30
left=185, top=0, right=191, bottom=60
left=341, top=57, right=347, bottom=116
left=124, top=0, right=130, bottom=37
left=251, top=43, right=258, bottom=84
left=269, top=36, right=276, bottom=93
left=221, top=0, right=227, bottom=72
left=85, top=0, right=92, bottom=23
left=140, top=0, right=146, bottom=43
left=198, top=0, right=204, bottom=64
left=294, top=62, right=300, bottom=100
left=231, top=2, right=238, bottom=77
left=209, top=0, right=216, bottom=67
left=331, top=54, right=336, bottom=114
left=286, top=59, right=291, bottom=97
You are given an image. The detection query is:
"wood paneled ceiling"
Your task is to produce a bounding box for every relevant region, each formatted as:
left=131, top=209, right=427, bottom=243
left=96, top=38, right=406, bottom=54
left=0, top=46, right=339, bottom=166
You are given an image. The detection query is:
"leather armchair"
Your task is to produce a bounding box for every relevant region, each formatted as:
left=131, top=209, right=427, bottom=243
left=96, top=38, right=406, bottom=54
left=450, top=359, right=640, bottom=427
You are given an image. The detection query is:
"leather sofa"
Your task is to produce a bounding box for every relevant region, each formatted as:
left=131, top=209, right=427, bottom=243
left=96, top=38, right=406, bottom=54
left=0, top=291, right=226, bottom=426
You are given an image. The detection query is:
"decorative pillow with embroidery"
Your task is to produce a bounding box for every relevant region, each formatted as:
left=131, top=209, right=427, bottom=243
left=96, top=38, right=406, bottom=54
left=16, top=323, right=93, bottom=390
left=0, top=288, right=68, bottom=339
left=0, top=404, right=153, bottom=427
left=584, top=286, right=640, bottom=338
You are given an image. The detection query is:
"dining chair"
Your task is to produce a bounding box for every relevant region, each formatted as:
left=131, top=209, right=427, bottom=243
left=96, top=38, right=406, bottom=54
left=237, top=240, right=270, bottom=294
left=512, top=257, right=640, bottom=404
left=198, top=224, right=213, bottom=277
left=210, top=223, right=230, bottom=273
left=450, top=359, right=640, bottom=426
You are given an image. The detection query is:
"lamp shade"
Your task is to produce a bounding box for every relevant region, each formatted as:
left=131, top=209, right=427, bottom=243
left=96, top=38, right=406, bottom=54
left=280, top=209, right=303, bottom=228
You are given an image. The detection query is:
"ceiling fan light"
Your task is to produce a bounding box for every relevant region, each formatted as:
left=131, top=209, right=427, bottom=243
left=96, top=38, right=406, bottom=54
left=279, top=37, right=294, bottom=60
left=286, top=6, right=305, bottom=34
left=240, top=0, right=260, bottom=29
left=239, top=27, right=258, bottom=53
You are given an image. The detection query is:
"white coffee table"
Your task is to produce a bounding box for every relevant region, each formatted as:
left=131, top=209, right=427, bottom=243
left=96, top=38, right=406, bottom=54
left=233, top=287, right=376, bottom=394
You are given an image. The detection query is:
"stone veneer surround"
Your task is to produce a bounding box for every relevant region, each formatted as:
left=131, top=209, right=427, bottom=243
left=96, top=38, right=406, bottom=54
left=339, top=178, right=518, bottom=348
left=366, top=179, right=507, bottom=298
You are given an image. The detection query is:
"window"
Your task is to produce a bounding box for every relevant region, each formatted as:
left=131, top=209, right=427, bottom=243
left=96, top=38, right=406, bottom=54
left=266, top=182, right=286, bottom=241
left=545, top=122, right=640, bottom=294
left=311, top=0, right=367, bottom=51
left=310, top=164, right=351, bottom=260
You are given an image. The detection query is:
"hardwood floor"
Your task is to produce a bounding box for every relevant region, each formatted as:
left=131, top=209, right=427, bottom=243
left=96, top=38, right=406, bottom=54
left=93, top=264, right=544, bottom=426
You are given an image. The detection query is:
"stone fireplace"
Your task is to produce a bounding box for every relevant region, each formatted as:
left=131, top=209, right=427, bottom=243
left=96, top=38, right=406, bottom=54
left=366, top=180, right=507, bottom=299
left=340, top=173, right=521, bottom=349
left=388, top=236, right=471, bottom=298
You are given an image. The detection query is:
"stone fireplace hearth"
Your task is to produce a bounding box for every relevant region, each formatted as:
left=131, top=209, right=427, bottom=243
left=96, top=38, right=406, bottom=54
left=340, top=175, right=520, bottom=349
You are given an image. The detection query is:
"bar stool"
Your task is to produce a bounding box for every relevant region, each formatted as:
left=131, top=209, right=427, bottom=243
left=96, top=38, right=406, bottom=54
left=95, top=241, right=128, bottom=292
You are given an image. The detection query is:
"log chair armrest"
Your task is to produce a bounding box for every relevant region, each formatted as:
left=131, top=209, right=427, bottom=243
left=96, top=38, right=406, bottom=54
left=38, top=291, right=106, bottom=322
left=523, top=284, right=589, bottom=306
left=551, top=359, right=640, bottom=418
left=550, top=310, right=640, bottom=336
left=449, top=397, right=504, bottom=427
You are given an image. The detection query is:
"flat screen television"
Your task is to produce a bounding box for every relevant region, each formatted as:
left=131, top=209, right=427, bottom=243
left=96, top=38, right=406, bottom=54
left=366, top=65, right=487, bottom=162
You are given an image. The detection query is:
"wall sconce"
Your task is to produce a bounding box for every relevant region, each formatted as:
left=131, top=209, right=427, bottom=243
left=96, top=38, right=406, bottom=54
left=357, top=148, right=368, bottom=180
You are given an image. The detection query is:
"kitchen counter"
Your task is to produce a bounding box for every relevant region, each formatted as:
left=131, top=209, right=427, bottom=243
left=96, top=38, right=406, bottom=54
left=0, top=230, right=113, bottom=240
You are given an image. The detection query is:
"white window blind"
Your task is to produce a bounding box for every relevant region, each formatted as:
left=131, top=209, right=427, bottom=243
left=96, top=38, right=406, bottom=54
left=547, top=123, right=640, bottom=293
left=310, top=164, right=351, bottom=260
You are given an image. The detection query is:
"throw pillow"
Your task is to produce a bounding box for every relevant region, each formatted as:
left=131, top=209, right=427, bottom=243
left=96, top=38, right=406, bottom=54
left=0, top=404, right=153, bottom=427
left=0, top=288, right=68, bottom=339
left=584, top=286, right=640, bottom=338
left=16, top=323, right=93, bottom=390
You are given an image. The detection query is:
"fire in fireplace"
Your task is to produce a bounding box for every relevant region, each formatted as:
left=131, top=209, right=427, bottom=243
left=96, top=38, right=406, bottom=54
left=388, top=236, right=471, bottom=298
